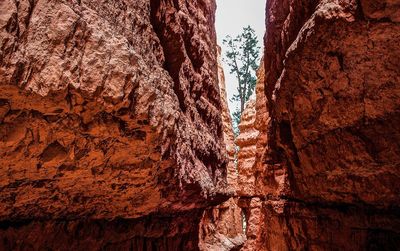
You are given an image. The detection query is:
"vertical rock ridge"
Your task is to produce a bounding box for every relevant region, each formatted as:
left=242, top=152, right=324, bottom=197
left=234, top=0, right=400, bottom=250
left=198, top=46, right=245, bottom=251
left=216, top=46, right=237, bottom=191
left=235, top=62, right=270, bottom=251
left=236, top=95, right=258, bottom=197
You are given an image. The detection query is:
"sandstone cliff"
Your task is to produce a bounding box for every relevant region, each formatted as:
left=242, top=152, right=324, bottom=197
left=0, top=0, right=230, bottom=249
left=1, top=0, right=400, bottom=250
left=235, top=63, right=269, bottom=251
left=236, top=0, right=400, bottom=250
left=236, top=94, right=258, bottom=197
left=198, top=46, right=245, bottom=251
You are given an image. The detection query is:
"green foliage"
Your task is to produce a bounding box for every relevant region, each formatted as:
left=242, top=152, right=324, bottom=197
left=232, top=110, right=241, bottom=135
left=223, top=26, right=260, bottom=135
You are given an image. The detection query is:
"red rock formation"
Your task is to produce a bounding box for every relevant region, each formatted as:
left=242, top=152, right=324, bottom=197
left=236, top=62, right=274, bottom=198
left=0, top=0, right=230, bottom=249
left=237, top=197, right=264, bottom=251
left=2, top=0, right=399, bottom=249
left=0, top=211, right=204, bottom=250
left=216, top=46, right=238, bottom=191
left=237, top=0, right=400, bottom=250
left=267, top=0, right=400, bottom=208
left=361, top=0, right=400, bottom=22
left=198, top=47, right=245, bottom=251
left=236, top=94, right=258, bottom=197
left=235, top=63, right=270, bottom=251
left=199, top=198, right=245, bottom=251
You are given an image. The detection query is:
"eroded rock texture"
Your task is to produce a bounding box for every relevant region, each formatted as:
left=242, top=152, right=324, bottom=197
left=0, top=211, right=204, bottom=251
left=239, top=0, right=400, bottom=250
left=236, top=63, right=271, bottom=198
left=216, top=46, right=237, bottom=191
left=0, top=0, right=229, bottom=249
left=198, top=47, right=245, bottom=251
left=236, top=64, right=270, bottom=251
left=199, top=198, right=245, bottom=251
left=236, top=94, right=258, bottom=197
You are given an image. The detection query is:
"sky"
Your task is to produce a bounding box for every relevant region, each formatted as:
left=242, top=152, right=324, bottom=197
left=215, top=0, right=266, bottom=114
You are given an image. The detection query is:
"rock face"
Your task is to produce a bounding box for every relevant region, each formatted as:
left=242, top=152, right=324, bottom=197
left=236, top=63, right=271, bottom=198
left=0, top=211, right=205, bottom=250
left=236, top=94, right=258, bottom=197
left=0, top=0, right=230, bottom=249
left=236, top=0, right=400, bottom=250
left=1, top=0, right=400, bottom=250
left=235, top=63, right=270, bottom=251
left=215, top=46, right=237, bottom=191
left=198, top=47, right=245, bottom=251
left=199, top=198, right=245, bottom=251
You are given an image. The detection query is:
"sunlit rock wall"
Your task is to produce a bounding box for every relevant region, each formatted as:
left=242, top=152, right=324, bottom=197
left=0, top=0, right=230, bottom=249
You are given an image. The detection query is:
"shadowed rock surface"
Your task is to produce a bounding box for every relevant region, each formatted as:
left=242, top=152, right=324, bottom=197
left=0, top=211, right=203, bottom=250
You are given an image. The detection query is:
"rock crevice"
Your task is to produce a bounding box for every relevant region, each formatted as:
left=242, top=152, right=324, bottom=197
left=0, top=0, right=399, bottom=250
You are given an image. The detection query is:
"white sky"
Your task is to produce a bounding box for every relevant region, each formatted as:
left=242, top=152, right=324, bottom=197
left=215, top=0, right=266, bottom=114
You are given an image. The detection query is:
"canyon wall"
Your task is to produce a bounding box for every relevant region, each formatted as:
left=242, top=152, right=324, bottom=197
left=236, top=0, right=400, bottom=250
left=1, top=0, right=399, bottom=250
left=236, top=63, right=269, bottom=251
left=198, top=46, right=245, bottom=251
left=0, top=0, right=230, bottom=249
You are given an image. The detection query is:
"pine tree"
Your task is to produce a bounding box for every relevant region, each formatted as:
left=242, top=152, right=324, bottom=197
left=223, top=26, right=260, bottom=134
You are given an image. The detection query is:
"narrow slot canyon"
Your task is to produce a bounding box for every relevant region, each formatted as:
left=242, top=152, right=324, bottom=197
left=0, top=0, right=399, bottom=250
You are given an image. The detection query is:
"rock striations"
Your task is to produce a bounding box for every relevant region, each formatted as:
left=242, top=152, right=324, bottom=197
left=236, top=94, right=258, bottom=197
left=0, top=0, right=230, bottom=250
left=198, top=46, right=245, bottom=251
left=234, top=0, right=400, bottom=250
left=235, top=63, right=269, bottom=251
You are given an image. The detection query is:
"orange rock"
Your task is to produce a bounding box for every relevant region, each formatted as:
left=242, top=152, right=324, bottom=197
left=0, top=0, right=230, bottom=249
left=239, top=0, right=400, bottom=250
left=236, top=94, right=259, bottom=196
left=198, top=47, right=245, bottom=251
left=216, top=46, right=238, bottom=192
